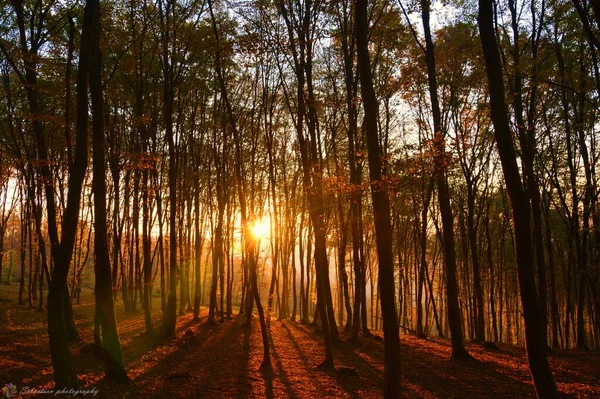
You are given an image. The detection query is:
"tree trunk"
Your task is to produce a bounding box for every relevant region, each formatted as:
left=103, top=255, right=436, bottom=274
left=467, top=186, right=485, bottom=342
left=208, top=0, right=270, bottom=366
left=277, top=0, right=335, bottom=366
left=160, top=0, right=178, bottom=338
left=477, top=0, right=559, bottom=395
left=356, top=0, right=401, bottom=395
left=417, top=179, right=434, bottom=338
left=89, top=0, right=128, bottom=379
left=194, top=182, right=203, bottom=321
left=420, top=0, right=471, bottom=358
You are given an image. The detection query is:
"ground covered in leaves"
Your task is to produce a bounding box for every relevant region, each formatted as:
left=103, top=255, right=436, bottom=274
left=1, top=286, right=599, bottom=398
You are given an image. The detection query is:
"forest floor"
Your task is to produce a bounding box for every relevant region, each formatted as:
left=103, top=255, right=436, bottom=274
left=1, top=285, right=599, bottom=398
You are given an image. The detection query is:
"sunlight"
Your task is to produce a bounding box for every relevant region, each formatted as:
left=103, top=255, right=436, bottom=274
left=250, top=218, right=270, bottom=240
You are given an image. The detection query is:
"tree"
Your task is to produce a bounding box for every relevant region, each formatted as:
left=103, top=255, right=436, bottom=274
left=88, top=0, right=128, bottom=380
left=418, top=0, right=472, bottom=358
left=278, top=0, right=337, bottom=367
left=208, top=0, right=271, bottom=367
left=0, top=0, right=104, bottom=388
left=477, top=0, right=559, bottom=395
left=355, top=0, right=401, bottom=395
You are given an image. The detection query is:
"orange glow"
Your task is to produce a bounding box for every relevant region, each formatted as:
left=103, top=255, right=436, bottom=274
left=250, top=218, right=270, bottom=240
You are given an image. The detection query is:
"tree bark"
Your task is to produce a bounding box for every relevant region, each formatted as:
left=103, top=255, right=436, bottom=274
left=420, top=0, right=471, bottom=358
left=159, top=0, right=178, bottom=338
left=355, top=0, right=401, bottom=395
left=89, top=0, right=128, bottom=379
left=477, top=0, right=559, bottom=395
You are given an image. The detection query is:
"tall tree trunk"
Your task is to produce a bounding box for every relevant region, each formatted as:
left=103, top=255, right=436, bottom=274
left=18, top=210, right=26, bottom=304
left=39, top=0, right=96, bottom=385
left=194, top=182, right=203, bottom=321
left=278, top=0, right=335, bottom=367
left=142, top=168, right=153, bottom=334
left=420, top=0, right=471, bottom=358
left=89, top=0, right=128, bottom=379
left=356, top=0, right=401, bottom=395
left=507, top=0, right=548, bottom=349
left=159, top=0, right=178, bottom=338
left=477, top=0, right=559, bottom=395
left=208, top=0, right=270, bottom=367
left=467, top=185, right=485, bottom=342
left=338, top=8, right=366, bottom=340
left=417, top=180, right=434, bottom=338
left=543, top=191, right=561, bottom=349
left=208, top=205, right=224, bottom=325
left=575, top=52, right=590, bottom=350
left=332, top=135, right=352, bottom=332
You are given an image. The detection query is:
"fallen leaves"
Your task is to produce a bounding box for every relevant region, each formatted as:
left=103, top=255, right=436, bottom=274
left=1, top=288, right=599, bottom=398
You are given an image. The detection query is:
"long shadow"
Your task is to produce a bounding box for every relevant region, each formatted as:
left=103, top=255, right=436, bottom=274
left=173, top=316, right=250, bottom=398
left=74, top=308, right=254, bottom=398
left=546, top=351, right=600, bottom=388
left=238, top=323, right=253, bottom=396
left=260, top=367, right=276, bottom=399
left=279, top=322, right=316, bottom=371
left=410, top=339, right=541, bottom=397
left=281, top=321, right=365, bottom=399
left=286, top=321, right=384, bottom=384
left=410, top=337, right=540, bottom=396
left=266, top=330, right=298, bottom=399
left=89, top=312, right=227, bottom=398
left=286, top=321, right=539, bottom=398
left=174, top=315, right=251, bottom=397
left=400, top=342, right=536, bottom=397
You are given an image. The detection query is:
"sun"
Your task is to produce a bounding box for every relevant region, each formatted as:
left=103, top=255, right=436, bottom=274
left=250, top=218, right=270, bottom=240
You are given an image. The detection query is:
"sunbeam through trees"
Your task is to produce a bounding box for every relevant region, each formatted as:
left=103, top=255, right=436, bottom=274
left=1, top=0, right=600, bottom=397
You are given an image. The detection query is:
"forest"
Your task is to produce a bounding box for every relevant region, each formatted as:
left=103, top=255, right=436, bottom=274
left=0, top=0, right=599, bottom=397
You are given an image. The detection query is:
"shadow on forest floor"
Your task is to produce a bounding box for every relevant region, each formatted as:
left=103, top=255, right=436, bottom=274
left=1, top=285, right=600, bottom=398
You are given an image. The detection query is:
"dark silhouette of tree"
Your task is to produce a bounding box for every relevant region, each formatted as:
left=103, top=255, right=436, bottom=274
left=417, top=0, right=471, bottom=358
left=477, top=0, right=559, bottom=395
left=88, top=0, right=128, bottom=380
left=208, top=0, right=271, bottom=368
left=355, top=0, right=401, bottom=395
left=277, top=0, right=337, bottom=368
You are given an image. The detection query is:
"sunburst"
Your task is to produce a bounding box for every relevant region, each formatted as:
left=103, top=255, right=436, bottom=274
left=250, top=218, right=270, bottom=240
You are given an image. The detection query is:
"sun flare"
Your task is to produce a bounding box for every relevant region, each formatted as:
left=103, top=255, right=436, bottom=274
left=250, top=218, right=270, bottom=240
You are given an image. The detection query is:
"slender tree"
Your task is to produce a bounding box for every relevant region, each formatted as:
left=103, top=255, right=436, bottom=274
left=89, top=0, right=128, bottom=380
left=356, top=0, right=401, bottom=395
left=477, top=0, right=559, bottom=395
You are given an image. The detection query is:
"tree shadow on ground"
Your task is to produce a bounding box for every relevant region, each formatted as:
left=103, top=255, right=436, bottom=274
left=281, top=321, right=381, bottom=398
left=91, top=311, right=248, bottom=398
